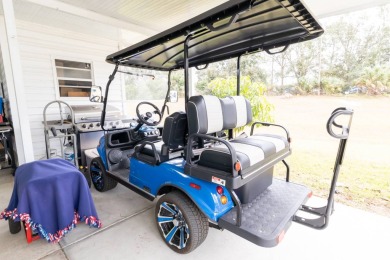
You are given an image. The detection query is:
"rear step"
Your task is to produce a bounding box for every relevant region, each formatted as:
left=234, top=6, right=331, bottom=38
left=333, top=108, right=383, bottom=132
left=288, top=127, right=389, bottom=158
left=218, top=179, right=310, bottom=247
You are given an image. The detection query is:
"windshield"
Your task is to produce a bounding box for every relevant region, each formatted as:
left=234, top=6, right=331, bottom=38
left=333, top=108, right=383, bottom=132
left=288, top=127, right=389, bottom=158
left=104, top=67, right=185, bottom=128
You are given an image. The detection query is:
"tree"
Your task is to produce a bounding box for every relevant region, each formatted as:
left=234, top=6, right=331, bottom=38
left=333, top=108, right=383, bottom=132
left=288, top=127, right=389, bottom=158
left=285, top=40, right=321, bottom=94
left=320, top=6, right=390, bottom=90
left=124, top=69, right=167, bottom=100
left=170, top=70, right=185, bottom=97
left=196, top=55, right=269, bottom=94
left=355, top=66, right=390, bottom=95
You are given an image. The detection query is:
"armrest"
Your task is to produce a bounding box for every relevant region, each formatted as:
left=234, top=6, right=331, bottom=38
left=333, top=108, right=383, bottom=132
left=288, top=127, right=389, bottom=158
left=250, top=122, right=291, bottom=143
left=326, top=107, right=353, bottom=139
left=186, top=133, right=240, bottom=177
left=134, top=141, right=161, bottom=165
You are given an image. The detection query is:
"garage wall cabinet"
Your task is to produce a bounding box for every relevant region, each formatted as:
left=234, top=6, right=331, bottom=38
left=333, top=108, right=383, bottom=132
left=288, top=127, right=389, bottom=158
left=54, top=59, right=94, bottom=98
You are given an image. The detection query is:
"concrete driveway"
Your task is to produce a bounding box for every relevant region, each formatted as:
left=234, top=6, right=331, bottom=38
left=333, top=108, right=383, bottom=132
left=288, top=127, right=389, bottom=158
left=0, top=171, right=389, bottom=260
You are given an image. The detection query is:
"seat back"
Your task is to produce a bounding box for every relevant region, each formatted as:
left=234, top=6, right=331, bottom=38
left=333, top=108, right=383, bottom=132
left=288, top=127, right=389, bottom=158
left=187, top=95, right=252, bottom=135
left=134, top=111, right=187, bottom=165
left=162, top=111, right=187, bottom=149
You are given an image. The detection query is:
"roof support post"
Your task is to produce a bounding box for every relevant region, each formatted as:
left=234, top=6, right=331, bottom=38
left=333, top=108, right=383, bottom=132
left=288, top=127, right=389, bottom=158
left=101, top=63, right=119, bottom=131
left=237, top=54, right=243, bottom=95
left=0, top=0, right=34, bottom=164
left=184, top=35, right=192, bottom=103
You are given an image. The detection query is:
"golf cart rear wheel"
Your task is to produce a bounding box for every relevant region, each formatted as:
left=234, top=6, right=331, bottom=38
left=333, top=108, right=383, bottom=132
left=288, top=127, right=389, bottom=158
left=90, top=157, right=117, bottom=192
left=81, top=169, right=92, bottom=188
left=156, top=191, right=209, bottom=254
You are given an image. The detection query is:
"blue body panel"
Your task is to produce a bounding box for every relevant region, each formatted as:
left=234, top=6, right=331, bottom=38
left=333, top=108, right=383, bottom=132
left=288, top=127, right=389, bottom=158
left=97, top=136, right=108, bottom=169
left=96, top=136, right=233, bottom=222
left=130, top=157, right=234, bottom=222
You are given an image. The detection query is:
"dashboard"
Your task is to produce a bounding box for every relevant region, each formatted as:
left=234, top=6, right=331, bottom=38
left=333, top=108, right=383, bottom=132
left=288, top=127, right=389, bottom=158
left=107, top=126, right=160, bottom=148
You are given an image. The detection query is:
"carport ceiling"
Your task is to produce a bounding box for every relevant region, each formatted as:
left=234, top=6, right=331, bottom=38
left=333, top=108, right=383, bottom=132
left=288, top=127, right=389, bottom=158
left=50, top=0, right=390, bottom=29
left=1, top=0, right=389, bottom=45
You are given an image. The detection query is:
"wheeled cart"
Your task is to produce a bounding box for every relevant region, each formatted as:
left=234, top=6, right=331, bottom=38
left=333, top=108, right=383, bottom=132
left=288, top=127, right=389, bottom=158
left=43, top=100, right=78, bottom=167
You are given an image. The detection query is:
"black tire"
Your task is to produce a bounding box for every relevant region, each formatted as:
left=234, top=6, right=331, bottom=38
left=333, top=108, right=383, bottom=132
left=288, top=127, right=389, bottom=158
left=82, top=169, right=92, bottom=188
left=8, top=218, right=21, bottom=234
left=89, top=157, right=117, bottom=192
left=155, top=191, right=209, bottom=254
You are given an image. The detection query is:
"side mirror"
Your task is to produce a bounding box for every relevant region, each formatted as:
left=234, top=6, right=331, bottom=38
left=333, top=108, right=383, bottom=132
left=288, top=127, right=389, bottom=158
left=90, top=86, right=103, bottom=103
left=168, top=90, right=178, bottom=103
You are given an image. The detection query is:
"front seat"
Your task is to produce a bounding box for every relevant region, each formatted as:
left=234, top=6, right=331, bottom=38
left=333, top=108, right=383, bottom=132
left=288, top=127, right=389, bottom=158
left=133, top=111, right=187, bottom=164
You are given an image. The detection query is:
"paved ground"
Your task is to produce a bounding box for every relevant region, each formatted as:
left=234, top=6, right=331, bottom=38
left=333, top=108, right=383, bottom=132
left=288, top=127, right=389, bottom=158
left=0, top=169, right=389, bottom=260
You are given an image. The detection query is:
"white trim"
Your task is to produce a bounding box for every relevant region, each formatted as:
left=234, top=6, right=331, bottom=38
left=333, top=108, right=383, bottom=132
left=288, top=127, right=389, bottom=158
left=203, top=95, right=223, bottom=134
left=57, top=77, right=92, bottom=82
left=0, top=1, right=34, bottom=163
left=59, top=85, right=91, bottom=89
left=212, top=142, right=265, bottom=166
left=231, top=96, right=247, bottom=127
left=229, top=142, right=264, bottom=165
left=55, top=66, right=91, bottom=72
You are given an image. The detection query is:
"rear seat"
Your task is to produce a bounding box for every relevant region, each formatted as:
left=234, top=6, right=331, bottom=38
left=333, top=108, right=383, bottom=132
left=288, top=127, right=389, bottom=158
left=185, top=95, right=290, bottom=190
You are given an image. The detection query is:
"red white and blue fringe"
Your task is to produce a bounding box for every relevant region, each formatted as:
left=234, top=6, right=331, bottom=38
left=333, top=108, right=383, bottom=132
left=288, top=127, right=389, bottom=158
left=0, top=208, right=102, bottom=243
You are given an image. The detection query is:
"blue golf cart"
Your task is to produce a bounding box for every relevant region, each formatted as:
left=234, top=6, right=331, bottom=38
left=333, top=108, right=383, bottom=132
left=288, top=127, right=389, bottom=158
left=88, top=0, right=353, bottom=254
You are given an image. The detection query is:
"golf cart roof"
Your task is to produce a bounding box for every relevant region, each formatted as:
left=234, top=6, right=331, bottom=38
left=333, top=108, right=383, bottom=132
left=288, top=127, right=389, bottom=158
left=106, top=0, right=323, bottom=71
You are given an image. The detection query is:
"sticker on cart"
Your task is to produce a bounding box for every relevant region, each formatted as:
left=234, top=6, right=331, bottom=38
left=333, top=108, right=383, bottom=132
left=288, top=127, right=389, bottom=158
left=212, top=176, right=226, bottom=186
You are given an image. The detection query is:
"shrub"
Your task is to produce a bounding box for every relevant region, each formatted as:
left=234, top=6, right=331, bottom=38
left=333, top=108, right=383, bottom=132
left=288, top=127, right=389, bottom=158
left=207, top=76, right=274, bottom=134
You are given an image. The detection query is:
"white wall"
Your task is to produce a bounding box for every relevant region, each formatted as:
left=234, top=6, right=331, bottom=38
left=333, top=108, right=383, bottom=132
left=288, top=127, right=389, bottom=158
left=15, top=20, right=123, bottom=160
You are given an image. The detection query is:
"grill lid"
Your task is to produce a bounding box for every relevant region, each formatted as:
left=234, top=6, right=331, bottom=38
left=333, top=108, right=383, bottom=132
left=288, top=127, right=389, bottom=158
left=70, top=104, right=121, bottom=123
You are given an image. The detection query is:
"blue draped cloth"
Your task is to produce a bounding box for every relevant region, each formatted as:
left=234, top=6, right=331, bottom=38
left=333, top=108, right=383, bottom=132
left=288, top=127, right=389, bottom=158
left=1, top=159, right=101, bottom=242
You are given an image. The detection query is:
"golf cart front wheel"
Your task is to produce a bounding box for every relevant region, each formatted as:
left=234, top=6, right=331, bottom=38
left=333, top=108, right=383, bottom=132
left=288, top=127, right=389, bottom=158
left=89, top=157, right=117, bottom=192
left=155, top=191, right=209, bottom=254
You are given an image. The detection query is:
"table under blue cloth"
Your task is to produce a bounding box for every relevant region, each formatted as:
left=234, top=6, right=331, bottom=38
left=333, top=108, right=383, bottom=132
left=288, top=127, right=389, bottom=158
left=0, top=159, right=101, bottom=242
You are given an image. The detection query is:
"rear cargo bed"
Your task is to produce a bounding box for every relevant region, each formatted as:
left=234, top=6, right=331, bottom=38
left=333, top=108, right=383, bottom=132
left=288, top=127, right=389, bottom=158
left=218, top=179, right=310, bottom=247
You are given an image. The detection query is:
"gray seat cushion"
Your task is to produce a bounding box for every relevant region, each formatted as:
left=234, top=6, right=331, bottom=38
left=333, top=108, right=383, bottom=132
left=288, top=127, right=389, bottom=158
left=198, top=134, right=289, bottom=173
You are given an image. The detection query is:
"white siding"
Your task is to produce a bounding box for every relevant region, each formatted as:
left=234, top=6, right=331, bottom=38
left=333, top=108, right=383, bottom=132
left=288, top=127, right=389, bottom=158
left=15, top=20, right=123, bottom=160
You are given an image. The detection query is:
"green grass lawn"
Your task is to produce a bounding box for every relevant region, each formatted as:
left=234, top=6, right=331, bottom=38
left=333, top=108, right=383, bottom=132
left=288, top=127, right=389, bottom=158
left=274, top=150, right=390, bottom=216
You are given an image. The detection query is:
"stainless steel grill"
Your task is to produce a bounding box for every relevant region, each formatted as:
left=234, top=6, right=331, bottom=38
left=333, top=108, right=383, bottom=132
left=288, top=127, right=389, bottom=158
left=70, top=104, right=124, bottom=132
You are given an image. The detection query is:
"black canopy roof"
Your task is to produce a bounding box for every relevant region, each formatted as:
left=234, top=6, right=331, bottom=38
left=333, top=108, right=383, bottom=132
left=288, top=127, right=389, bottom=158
left=106, top=0, right=323, bottom=71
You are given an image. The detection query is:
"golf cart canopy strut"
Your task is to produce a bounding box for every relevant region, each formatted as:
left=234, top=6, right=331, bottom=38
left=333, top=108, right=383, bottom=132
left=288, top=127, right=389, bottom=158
left=106, top=0, right=323, bottom=71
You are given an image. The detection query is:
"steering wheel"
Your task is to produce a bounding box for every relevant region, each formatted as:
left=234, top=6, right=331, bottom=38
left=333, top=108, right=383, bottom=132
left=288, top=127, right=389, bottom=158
left=136, top=102, right=162, bottom=126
